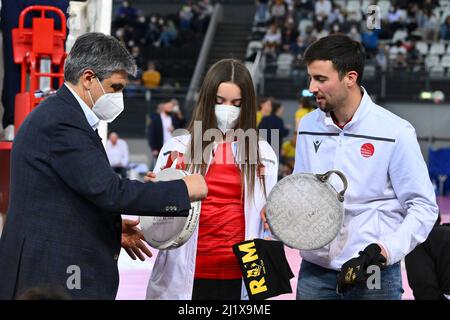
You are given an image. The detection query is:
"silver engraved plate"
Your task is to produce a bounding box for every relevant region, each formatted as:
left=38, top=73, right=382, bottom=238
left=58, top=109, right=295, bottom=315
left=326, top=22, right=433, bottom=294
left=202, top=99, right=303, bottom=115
left=266, top=171, right=347, bottom=250
left=140, top=168, right=201, bottom=250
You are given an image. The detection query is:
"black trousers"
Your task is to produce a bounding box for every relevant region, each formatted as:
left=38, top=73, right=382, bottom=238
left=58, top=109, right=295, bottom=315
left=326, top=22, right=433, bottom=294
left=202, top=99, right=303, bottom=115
left=192, top=278, right=242, bottom=300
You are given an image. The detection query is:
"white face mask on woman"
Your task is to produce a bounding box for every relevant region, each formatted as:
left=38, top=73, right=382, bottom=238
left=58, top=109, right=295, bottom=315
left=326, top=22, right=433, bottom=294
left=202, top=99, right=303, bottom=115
left=214, top=104, right=240, bottom=134
left=88, top=77, right=124, bottom=123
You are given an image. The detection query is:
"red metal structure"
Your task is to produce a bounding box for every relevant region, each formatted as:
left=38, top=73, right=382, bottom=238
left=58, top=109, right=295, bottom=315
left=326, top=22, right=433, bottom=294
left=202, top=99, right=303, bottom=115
left=0, top=5, right=67, bottom=217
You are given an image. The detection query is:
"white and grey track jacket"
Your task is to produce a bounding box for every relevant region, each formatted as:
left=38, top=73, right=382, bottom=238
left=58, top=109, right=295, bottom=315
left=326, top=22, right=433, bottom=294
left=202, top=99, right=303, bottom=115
left=294, top=88, right=439, bottom=270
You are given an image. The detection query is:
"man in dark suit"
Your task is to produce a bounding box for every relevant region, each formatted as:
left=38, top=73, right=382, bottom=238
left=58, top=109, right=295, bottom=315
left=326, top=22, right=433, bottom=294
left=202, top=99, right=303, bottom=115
left=147, top=99, right=186, bottom=160
left=0, top=32, right=207, bottom=300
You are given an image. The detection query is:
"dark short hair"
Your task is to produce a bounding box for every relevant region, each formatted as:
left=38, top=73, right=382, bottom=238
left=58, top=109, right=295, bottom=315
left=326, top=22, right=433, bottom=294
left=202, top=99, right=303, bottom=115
left=64, top=32, right=137, bottom=84
left=303, top=34, right=366, bottom=85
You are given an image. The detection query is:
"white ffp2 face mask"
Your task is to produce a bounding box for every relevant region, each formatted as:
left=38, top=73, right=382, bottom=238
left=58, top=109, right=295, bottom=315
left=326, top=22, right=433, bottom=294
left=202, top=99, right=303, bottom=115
left=88, top=77, right=125, bottom=123
left=214, top=104, right=241, bottom=134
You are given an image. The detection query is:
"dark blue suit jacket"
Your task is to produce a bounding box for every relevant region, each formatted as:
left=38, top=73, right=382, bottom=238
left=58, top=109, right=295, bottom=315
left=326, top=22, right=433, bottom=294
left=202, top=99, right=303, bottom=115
left=147, top=112, right=186, bottom=153
left=0, top=85, right=191, bottom=299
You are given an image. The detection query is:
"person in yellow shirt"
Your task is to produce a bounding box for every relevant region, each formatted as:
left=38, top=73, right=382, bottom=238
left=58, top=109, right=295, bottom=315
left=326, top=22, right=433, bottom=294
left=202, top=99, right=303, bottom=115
left=294, top=97, right=314, bottom=132
left=281, top=133, right=296, bottom=177
left=256, top=96, right=274, bottom=127
left=142, top=61, right=161, bottom=88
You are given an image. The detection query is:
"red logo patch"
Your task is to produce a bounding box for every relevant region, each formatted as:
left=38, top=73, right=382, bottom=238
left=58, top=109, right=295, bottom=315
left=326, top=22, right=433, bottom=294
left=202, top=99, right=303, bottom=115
left=360, top=143, right=375, bottom=158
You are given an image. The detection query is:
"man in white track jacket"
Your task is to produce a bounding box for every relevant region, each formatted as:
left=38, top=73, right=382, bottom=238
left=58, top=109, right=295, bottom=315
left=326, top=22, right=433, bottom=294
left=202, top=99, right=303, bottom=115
left=293, top=34, right=438, bottom=300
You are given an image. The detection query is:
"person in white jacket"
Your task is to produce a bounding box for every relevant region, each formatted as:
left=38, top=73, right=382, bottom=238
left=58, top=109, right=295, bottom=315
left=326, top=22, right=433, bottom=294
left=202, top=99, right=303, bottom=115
left=143, top=59, right=278, bottom=300
left=293, top=34, right=439, bottom=299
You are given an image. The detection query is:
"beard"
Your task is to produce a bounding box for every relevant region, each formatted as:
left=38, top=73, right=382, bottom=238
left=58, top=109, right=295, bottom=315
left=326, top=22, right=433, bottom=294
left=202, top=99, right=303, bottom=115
left=320, top=102, right=335, bottom=113
left=316, top=97, right=335, bottom=113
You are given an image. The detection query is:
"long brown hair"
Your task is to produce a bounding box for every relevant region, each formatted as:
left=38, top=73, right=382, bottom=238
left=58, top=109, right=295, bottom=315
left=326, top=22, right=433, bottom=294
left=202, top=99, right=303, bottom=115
left=186, top=59, right=265, bottom=200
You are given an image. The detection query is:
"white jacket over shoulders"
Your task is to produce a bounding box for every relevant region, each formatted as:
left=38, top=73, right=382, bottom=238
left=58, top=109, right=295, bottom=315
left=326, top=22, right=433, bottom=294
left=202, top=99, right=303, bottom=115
left=143, top=134, right=278, bottom=299
left=294, top=88, right=438, bottom=270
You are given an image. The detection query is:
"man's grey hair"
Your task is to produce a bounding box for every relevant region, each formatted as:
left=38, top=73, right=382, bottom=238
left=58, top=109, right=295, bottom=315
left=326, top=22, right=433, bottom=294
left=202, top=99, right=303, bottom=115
left=64, top=32, right=137, bottom=84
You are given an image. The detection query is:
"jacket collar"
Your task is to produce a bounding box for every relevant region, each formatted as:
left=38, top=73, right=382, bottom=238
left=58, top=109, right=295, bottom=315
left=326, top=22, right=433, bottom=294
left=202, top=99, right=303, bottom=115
left=64, top=83, right=100, bottom=130
left=56, top=83, right=107, bottom=158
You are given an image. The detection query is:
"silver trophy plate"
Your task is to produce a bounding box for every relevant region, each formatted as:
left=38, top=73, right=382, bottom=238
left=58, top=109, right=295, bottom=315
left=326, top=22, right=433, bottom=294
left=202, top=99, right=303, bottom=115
left=266, top=170, right=347, bottom=250
left=140, top=168, right=201, bottom=250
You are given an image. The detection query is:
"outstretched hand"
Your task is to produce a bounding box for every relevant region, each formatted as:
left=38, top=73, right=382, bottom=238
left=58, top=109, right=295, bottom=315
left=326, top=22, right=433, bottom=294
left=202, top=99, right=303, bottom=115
left=121, top=218, right=152, bottom=261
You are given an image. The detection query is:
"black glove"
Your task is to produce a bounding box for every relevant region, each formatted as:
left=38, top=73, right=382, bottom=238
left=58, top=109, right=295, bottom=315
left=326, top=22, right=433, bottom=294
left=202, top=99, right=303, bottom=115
left=336, top=243, right=387, bottom=294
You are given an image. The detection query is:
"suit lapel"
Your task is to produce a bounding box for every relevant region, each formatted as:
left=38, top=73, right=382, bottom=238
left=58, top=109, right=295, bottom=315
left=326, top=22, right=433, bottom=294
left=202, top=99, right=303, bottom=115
left=56, top=85, right=108, bottom=160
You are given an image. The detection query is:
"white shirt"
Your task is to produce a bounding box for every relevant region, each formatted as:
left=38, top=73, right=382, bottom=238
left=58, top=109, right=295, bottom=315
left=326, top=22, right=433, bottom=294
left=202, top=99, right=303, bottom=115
left=294, top=88, right=438, bottom=270
left=106, top=139, right=129, bottom=168
left=160, top=112, right=173, bottom=144
left=263, top=30, right=282, bottom=44
left=64, top=83, right=100, bottom=131
left=315, top=0, right=332, bottom=17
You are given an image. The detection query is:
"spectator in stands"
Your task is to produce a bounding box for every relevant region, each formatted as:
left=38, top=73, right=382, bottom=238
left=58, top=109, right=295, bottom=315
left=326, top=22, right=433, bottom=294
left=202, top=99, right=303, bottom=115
left=387, top=4, right=405, bottom=34
left=145, top=58, right=278, bottom=300
left=148, top=99, right=185, bottom=159
left=106, top=132, right=130, bottom=179
left=293, top=0, right=313, bottom=21
left=405, top=3, right=420, bottom=34
left=256, top=96, right=273, bottom=127
left=281, top=133, right=296, bottom=177
left=389, top=40, right=408, bottom=69
left=294, top=97, right=314, bottom=132
left=258, top=101, right=289, bottom=160
left=292, top=34, right=438, bottom=300
left=158, top=19, right=178, bottom=48
left=170, top=99, right=186, bottom=129
left=255, top=0, right=270, bottom=24
left=312, top=21, right=329, bottom=40
left=347, top=24, right=361, bottom=42
left=421, top=9, right=439, bottom=41
left=329, top=23, right=342, bottom=35
left=406, top=40, right=423, bottom=70
left=144, top=15, right=162, bottom=46
left=300, top=24, right=317, bottom=46
left=134, top=14, right=149, bottom=46
left=314, top=0, right=332, bottom=23
left=405, top=215, right=450, bottom=300
left=128, top=46, right=145, bottom=95
left=263, top=22, right=282, bottom=59
left=130, top=45, right=145, bottom=72
left=375, top=43, right=389, bottom=72
left=440, top=16, right=450, bottom=40
left=291, top=35, right=308, bottom=58
left=421, top=0, right=440, bottom=13
left=281, top=20, right=299, bottom=52
left=361, top=29, right=380, bottom=58
left=116, top=0, right=138, bottom=25
left=115, top=27, right=127, bottom=47
left=195, top=0, right=214, bottom=32
left=326, top=2, right=344, bottom=29
left=142, top=62, right=162, bottom=89
left=271, top=0, right=288, bottom=24
left=179, top=1, right=194, bottom=31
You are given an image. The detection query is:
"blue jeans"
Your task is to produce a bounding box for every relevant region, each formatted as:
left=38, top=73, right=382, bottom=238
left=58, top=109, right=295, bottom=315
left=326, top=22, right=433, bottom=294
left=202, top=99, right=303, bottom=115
left=296, top=260, right=403, bottom=300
